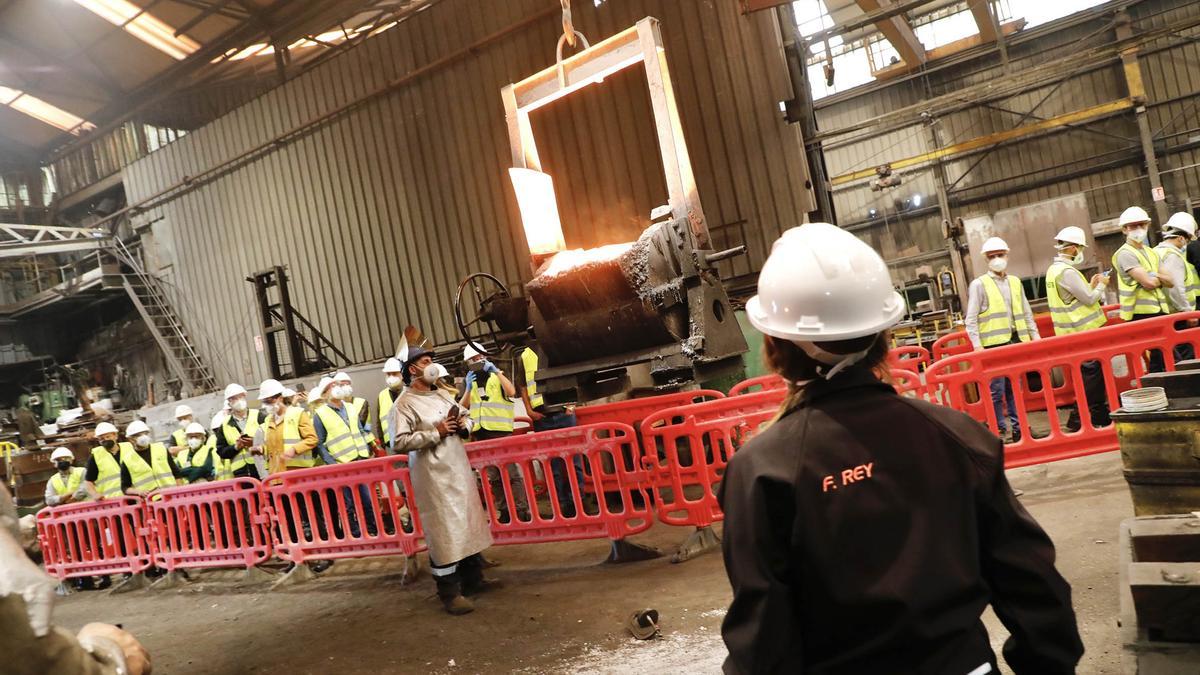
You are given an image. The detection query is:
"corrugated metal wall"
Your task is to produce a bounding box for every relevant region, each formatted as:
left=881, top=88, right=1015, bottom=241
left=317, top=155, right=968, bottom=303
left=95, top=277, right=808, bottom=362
left=814, top=0, right=1200, bottom=282
left=121, top=0, right=814, bottom=386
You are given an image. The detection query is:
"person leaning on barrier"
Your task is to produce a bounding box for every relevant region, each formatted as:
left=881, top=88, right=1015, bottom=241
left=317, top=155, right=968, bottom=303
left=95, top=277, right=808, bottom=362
left=45, top=447, right=87, bottom=506
left=83, top=422, right=128, bottom=500
left=964, top=236, right=1040, bottom=444
left=1112, top=206, right=1174, bottom=372
left=119, top=421, right=182, bottom=497
left=1045, top=226, right=1112, bottom=431
left=390, top=346, right=495, bottom=616
left=313, top=376, right=378, bottom=537
left=720, top=222, right=1083, bottom=675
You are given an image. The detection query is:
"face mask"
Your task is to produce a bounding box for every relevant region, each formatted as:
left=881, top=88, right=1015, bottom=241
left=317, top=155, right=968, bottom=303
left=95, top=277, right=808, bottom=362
left=386, top=375, right=403, bottom=389
left=339, top=384, right=354, bottom=400
left=56, top=460, right=71, bottom=471
left=422, top=363, right=447, bottom=385
left=987, top=256, right=1007, bottom=273
left=101, top=439, right=116, bottom=450
left=1070, top=250, right=1085, bottom=265
left=136, top=434, right=152, bottom=448
left=231, top=398, right=248, bottom=413
left=187, top=437, right=203, bottom=450
left=1127, top=228, right=1148, bottom=243
left=178, top=417, right=192, bottom=428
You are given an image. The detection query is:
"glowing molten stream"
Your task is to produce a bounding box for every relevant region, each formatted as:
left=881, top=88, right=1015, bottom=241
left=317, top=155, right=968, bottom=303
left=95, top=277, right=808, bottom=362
left=542, top=242, right=634, bottom=277
left=509, top=168, right=566, bottom=256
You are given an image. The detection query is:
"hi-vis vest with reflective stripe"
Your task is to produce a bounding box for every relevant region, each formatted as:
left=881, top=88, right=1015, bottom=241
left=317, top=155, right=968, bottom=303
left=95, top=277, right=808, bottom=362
left=378, top=388, right=400, bottom=439
left=90, top=444, right=129, bottom=497
left=278, top=407, right=315, bottom=469
left=122, top=443, right=175, bottom=493
left=1155, top=243, right=1200, bottom=308
left=521, top=348, right=544, bottom=411
left=171, top=428, right=187, bottom=449
left=1113, top=243, right=1170, bottom=320
left=49, top=467, right=86, bottom=499
left=182, top=434, right=218, bottom=480
left=1046, top=262, right=1107, bottom=335
left=469, top=373, right=514, bottom=432
left=976, top=274, right=1033, bottom=347
left=220, top=411, right=261, bottom=473
left=315, top=404, right=370, bottom=463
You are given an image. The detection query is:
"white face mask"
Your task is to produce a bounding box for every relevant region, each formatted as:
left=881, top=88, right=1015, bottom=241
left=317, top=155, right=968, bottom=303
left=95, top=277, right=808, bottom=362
left=386, top=375, right=403, bottom=389
left=422, top=363, right=448, bottom=386
left=987, top=256, right=1008, bottom=273
left=178, top=417, right=192, bottom=428
left=136, top=434, right=152, bottom=448
left=1127, top=227, right=1148, bottom=243
left=187, top=437, right=203, bottom=450
left=339, top=384, right=354, bottom=400
left=231, top=398, right=248, bottom=413
left=1070, top=250, right=1085, bottom=265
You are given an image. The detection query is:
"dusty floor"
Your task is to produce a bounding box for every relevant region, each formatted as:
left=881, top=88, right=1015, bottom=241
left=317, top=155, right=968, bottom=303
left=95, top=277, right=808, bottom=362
left=50, top=450, right=1132, bottom=674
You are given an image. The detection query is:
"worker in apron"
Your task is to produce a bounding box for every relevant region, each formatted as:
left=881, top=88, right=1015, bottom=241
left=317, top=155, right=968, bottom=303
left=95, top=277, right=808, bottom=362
left=721, top=222, right=1083, bottom=674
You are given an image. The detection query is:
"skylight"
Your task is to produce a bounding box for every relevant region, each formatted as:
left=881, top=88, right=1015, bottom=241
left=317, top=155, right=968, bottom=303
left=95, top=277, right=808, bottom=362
left=73, top=0, right=201, bottom=60
left=0, top=86, right=94, bottom=134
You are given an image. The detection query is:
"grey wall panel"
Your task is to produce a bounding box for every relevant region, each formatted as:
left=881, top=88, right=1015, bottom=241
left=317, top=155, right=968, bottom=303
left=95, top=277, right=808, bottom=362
left=120, top=0, right=814, bottom=386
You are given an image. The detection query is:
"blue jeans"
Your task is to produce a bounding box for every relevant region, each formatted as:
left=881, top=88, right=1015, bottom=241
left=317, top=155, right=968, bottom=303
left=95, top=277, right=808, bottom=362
left=988, top=376, right=1019, bottom=434
left=537, top=412, right=587, bottom=515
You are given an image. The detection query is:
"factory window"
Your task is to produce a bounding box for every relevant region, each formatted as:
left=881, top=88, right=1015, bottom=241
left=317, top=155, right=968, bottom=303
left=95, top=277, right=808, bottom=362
left=794, top=0, right=834, bottom=37
left=72, top=0, right=200, bottom=61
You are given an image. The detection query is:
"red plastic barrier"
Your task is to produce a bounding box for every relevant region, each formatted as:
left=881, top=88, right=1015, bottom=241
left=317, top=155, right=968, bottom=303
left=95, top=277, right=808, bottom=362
left=261, top=456, right=425, bottom=563
left=37, top=497, right=152, bottom=580
left=145, top=478, right=273, bottom=572
left=466, top=422, right=654, bottom=545
left=639, top=389, right=787, bottom=528
left=574, top=390, right=725, bottom=431
left=891, top=368, right=943, bottom=403
left=931, top=312, right=1200, bottom=468
left=887, top=345, right=931, bottom=371
left=729, top=374, right=786, bottom=396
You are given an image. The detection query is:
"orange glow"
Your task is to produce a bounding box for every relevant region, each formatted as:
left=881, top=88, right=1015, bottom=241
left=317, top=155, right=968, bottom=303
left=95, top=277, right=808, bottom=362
left=509, top=168, right=567, bottom=256
left=542, top=242, right=633, bottom=277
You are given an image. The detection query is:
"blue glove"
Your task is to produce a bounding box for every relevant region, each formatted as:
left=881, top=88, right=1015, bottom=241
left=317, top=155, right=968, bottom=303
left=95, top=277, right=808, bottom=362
left=484, top=360, right=500, bottom=374
left=464, top=370, right=477, bottom=389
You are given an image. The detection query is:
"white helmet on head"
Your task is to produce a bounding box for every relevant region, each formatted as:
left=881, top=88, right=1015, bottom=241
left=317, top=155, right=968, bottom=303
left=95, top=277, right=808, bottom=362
left=282, top=386, right=296, bottom=398
left=463, top=344, right=482, bottom=361
left=747, top=223, right=905, bottom=342
left=94, top=422, right=118, bottom=437
left=224, top=383, right=247, bottom=400
left=382, top=357, right=402, bottom=374
left=1119, top=206, right=1152, bottom=227
left=309, top=376, right=334, bottom=401
left=51, top=447, right=74, bottom=462
left=980, top=237, right=1009, bottom=255
left=126, top=420, right=150, bottom=437
left=1054, top=226, right=1087, bottom=247
left=174, top=404, right=193, bottom=419
left=257, top=378, right=285, bottom=400
left=1164, top=212, right=1197, bottom=239
left=211, top=410, right=228, bottom=428
left=185, top=422, right=207, bottom=436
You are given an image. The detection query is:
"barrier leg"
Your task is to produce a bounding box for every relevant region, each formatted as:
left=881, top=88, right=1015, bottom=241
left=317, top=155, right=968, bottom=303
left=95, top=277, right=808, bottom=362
left=150, top=570, right=191, bottom=590
left=109, top=573, right=148, bottom=594
left=241, top=565, right=280, bottom=585
left=607, top=538, right=662, bottom=564
left=271, top=561, right=317, bottom=590
left=672, top=526, right=721, bottom=564
left=55, top=582, right=73, bottom=597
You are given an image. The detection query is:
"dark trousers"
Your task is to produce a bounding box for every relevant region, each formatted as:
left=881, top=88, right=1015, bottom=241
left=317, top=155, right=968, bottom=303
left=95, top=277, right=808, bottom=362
left=1066, top=359, right=1111, bottom=429
left=431, top=553, right=484, bottom=596
left=536, top=411, right=586, bottom=516
left=1131, top=312, right=1168, bottom=372
left=473, top=428, right=529, bottom=521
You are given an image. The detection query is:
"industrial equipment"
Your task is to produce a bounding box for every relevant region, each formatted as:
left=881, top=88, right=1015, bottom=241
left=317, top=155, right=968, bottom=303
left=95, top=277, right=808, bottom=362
left=455, top=17, right=747, bottom=404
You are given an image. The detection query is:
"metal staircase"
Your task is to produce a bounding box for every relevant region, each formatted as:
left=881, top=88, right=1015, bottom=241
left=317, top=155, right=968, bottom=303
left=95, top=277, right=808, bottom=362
left=248, top=265, right=350, bottom=380
left=109, top=238, right=218, bottom=394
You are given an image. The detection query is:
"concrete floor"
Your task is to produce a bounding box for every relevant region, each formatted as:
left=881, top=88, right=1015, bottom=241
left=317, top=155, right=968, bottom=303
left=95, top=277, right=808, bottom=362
left=49, top=451, right=1132, bottom=674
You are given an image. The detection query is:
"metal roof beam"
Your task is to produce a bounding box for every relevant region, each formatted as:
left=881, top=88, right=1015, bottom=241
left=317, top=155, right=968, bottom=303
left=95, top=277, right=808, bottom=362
left=968, top=0, right=999, bottom=42
left=854, top=0, right=927, bottom=66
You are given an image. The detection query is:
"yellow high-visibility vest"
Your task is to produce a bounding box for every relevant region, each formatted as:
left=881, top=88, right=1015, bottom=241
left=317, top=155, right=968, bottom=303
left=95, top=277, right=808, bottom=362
left=1046, top=262, right=1106, bottom=335
left=122, top=443, right=175, bottom=493
left=976, top=274, right=1033, bottom=347
left=220, top=411, right=261, bottom=474
left=90, top=444, right=128, bottom=498
left=469, top=373, right=514, bottom=433
left=521, top=348, right=544, bottom=411
left=315, top=404, right=370, bottom=463
left=275, top=407, right=315, bottom=469
left=1155, top=243, right=1200, bottom=308
left=49, top=467, right=86, bottom=500
left=1113, top=243, right=1170, bottom=320
left=378, top=388, right=400, bottom=439
left=184, top=434, right=219, bottom=481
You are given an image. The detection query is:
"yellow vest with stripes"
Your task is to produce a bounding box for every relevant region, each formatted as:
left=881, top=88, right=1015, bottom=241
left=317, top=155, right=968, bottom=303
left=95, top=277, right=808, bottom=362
left=315, top=403, right=370, bottom=463
left=469, top=373, right=514, bottom=432
left=1046, top=262, right=1107, bottom=335
left=1113, top=243, right=1170, bottom=320
left=277, top=407, right=315, bottom=469
left=122, top=443, right=175, bottom=493
left=182, top=434, right=218, bottom=481
left=1155, top=243, right=1200, bottom=309
left=90, top=445, right=128, bottom=498
left=49, top=467, right=86, bottom=500
left=220, top=411, right=261, bottom=473
left=521, top=348, right=544, bottom=410
left=976, top=274, right=1033, bottom=347
left=171, top=428, right=188, bottom=449
left=378, top=388, right=400, bottom=439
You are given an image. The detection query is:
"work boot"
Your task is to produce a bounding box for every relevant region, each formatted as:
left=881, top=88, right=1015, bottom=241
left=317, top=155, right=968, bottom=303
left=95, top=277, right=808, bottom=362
left=460, top=554, right=502, bottom=596
left=435, top=575, right=474, bottom=615
left=309, top=560, right=334, bottom=574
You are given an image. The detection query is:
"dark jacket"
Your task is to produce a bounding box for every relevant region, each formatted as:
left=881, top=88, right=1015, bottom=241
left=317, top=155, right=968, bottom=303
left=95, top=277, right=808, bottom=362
left=718, top=368, right=1083, bottom=675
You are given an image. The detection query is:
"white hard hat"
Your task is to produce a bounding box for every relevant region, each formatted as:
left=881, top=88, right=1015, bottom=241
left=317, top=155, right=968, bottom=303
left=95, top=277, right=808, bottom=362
left=1165, top=212, right=1197, bottom=238
left=224, top=383, right=247, bottom=400
left=51, top=447, right=74, bottom=462
left=746, top=223, right=905, bottom=342
left=382, top=357, right=402, bottom=373
left=980, top=237, right=1009, bottom=254
left=463, top=344, right=482, bottom=361
left=174, top=404, right=193, bottom=418
left=282, top=387, right=296, bottom=398
left=257, top=378, right=285, bottom=400
left=94, top=422, right=118, bottom=437
left=1054, top=226, right=1087, bottom=247
left=185, top=422, right=207, bottom=436
left=1119, top=206, right=1152, bottom=227
left=126, top=420, right=150, bottom=437
left=309, top=376, right=334, bottom=401
left=211, top=410, right=228, bottom=428
left=333, top=371, right=351, bottom=383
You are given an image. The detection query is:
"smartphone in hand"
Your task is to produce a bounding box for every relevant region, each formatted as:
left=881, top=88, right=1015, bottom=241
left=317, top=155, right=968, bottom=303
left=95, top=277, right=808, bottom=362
left=447, top=404, right=461, bottom=419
